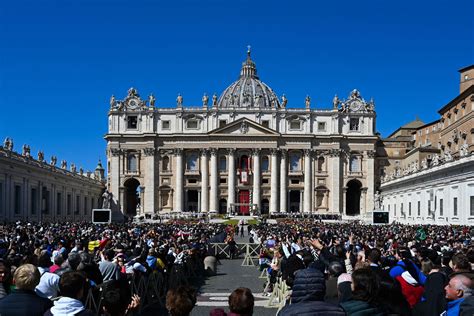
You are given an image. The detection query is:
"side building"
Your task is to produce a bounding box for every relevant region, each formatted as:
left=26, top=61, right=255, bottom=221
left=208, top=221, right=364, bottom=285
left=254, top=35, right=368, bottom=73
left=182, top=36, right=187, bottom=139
left=0, top=140, right=105, bottom=222
left=380, top=65, right=474, bottom=224
left=105, top=50, right=379, bottom=218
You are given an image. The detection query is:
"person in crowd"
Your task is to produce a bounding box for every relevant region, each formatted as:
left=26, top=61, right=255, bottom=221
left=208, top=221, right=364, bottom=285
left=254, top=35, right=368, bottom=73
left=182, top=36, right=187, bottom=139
left=278, top=265, right=345, bottom=315
left=444, top=274, right=473, bottom=316
left=45, top=271, right=94, bottom=316
left=100, top=280, right=140, bottom=316
left=340, top=268, right=385, bottom=316
left=35, top=252, right=60, bottom=299
left=450, top=253, right=474, bottom=281
left=55, top=252, right=82, bottom=277
left=0, top=263, right=53, bottom=316
left=49, top=253, right=64, bottom=274
left=228, top=287, right=254, bottom=316
left=390, top=248, right=427, bottom=285
left=325, top=261, right=344, bottom=304
left=165, top=285, right=197, bottom=316
left=99, top=249, right=121, bottom=282
left=413, top=271, right=448, bottom=316
left=0, top=258, right=13, bottom=298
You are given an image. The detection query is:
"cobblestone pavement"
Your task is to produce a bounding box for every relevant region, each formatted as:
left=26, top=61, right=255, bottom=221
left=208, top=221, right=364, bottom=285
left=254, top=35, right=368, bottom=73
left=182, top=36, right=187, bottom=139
left=191, top=226, right=278, bottom=316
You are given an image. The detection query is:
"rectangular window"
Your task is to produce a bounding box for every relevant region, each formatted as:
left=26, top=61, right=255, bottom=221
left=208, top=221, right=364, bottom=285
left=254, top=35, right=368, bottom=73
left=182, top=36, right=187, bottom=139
left=0, top=183, right=3, bottom=214
left=471, top=196, right=474, bottom=216
left=162, top=120, right=170, bottom=130
left=318, top=122, right=326, bottom=131
left=428, top=201, right=431, bottom=215
left=67, top=194, right=72, bottom=215
left=262, top=178, right=269, bottom=184
left=219, top=178, right=227, bottom=184
left=388, top=204, right=390, bottom=212
left=401, top=203, right=404, bottom=216
left=418, top=201, right=421, bottom=216
left=289, top=120, right=301, bottom=130
left=84, top=197, right=88, bottom=215
left=454, top=197, right=458, bottom=216
left=127, top=116, right=138, bottom=129
left=408, top=202, right=411, bottom=216
left=394, top=204, right=396, bottom=216
left=14, top=185, right=21, bottom=214
left=57, top=193, right=62, bottom=215
left=262, top=120, right=269, bottom=128
left=188, top=179, right=197, bottom=184
left=31, top=188, right=37, bottom=215
left=219, top=157, right=227, bottom=171
left=186, top=120, right=199, bottom=129
left=291, top=179, right=299, bottom=185
left=219, top=120, right=227, bottom=128
left=440, top=198, right=443, bottom=216
left=350, top=118, right=360, bottom=131
left=350, top=157, right=360, bottom=172
left=75, top=195, right=80, bottom=215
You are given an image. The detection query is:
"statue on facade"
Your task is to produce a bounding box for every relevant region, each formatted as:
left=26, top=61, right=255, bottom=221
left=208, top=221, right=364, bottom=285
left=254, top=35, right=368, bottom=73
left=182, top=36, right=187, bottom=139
left=176, top=93, right=183, bottom=107
left=350, top=89, right=360, bottom=100
left=212, top=93, right=218, bottom=107
left=374, top=191, right=382, bottom=210
left=148, top=94, right=156, bottom=107
left=102, top=191, right=112, bottom=209
left=305, top=95, right=311, bottom=108
left=366, top=97, right=375, bottom=111
left=22, top=144, right=31, bottom=157
left=281, top=94, right=288, bottom=107
left=332, top=94, right=340, bottom=109
left=79, top=167, right=84, bottom=175
left=128, top=87, right=138, bottom=97
left=202, top=93, right=209, bottom=107
left=444, top=149, right=453, bottom=162
left=50, top=156, right=57, bottom=166
left=61, top=160, right=67, bottom=169
left=3, top=137, right=14, bottom=151
left=421, top=158, right=428, bottom=169
left=460, top=142, right=469, bottom=157
left=37, top=151, right=44, bottom=162
left=70, top=164, right=77, bottom=173
left=109, top=95, right=116, bottom=108
left=432, top=154, right=440, bottom=166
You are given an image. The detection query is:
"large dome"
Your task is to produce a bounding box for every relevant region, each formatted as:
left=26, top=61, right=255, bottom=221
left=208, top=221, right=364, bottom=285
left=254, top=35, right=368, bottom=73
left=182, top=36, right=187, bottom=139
left=217, top=50, right=280, bottom=109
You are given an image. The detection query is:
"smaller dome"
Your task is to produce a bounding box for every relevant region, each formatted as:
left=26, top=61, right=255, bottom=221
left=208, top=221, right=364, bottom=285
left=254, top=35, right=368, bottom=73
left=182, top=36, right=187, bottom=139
left=217, top=49, right=280, bottom=109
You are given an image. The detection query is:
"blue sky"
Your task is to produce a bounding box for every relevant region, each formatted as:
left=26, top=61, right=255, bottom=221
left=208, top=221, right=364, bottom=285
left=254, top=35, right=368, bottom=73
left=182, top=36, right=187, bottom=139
left=0, top=0, right=472, bottom=171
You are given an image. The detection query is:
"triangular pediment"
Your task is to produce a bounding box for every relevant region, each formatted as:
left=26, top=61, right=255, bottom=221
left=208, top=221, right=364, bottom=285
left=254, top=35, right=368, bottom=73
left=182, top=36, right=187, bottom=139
left=208, top=118, right=279, bottom=136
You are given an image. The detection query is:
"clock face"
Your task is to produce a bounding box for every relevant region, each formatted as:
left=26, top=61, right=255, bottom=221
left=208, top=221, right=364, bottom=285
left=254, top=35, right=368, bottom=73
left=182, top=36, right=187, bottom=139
left=128, top=99, right=139, bottom=109
left=350, top=100, right=362, bottom=112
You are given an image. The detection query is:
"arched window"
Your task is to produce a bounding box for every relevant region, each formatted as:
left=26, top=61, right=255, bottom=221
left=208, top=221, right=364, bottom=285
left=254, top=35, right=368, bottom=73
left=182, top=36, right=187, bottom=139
left=128, top=153, right=137, bottom=172
left=219, top=156, right=227, bottom=171
left=186, top=152, right=198, bottom=171
left=317, top=157, right=325, bottom=172
left=289, top=152, right=301, bottom=171
left=162, top=156, right=170, bottom=171
left=240, top=155, right=249, bottom=170
left=261, top=156, right=269, bottom=171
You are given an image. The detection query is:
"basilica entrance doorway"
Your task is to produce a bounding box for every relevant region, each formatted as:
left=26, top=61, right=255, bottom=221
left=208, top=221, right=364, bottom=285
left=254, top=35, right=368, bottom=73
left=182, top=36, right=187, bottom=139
left=261, top=199, right=269, bottom=215
left=219, top=199, right=227, bottom=214
left=238, top=190, right=250, bottom=215
left=124, top=178, right=140, bottom=216
left=186, top=190, right=198, bottom=212
left=289, top=190, right=300, bottom=213
left=346, top=180, right=362, bottom=216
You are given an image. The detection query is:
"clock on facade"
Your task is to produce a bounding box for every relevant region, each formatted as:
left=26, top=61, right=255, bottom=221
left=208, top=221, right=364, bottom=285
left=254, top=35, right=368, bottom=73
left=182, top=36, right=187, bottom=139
left=350, top=100, right=363, bottom=112
left=128, top=99, right=139, bottom=109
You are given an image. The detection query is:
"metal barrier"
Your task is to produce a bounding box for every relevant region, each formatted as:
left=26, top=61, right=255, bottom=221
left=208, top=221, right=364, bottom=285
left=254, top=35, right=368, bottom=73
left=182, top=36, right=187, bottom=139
left=209, top=243, right=261, bottom=267
left=265, top=276, right=290, bottom=312
left=84, top=258, right=203, bottom=315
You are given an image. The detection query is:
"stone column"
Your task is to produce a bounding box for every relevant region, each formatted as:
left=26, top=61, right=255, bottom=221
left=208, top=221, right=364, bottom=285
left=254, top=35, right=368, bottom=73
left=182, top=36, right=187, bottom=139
left=143, top=148, right=156, bottom=215
left=303, top=149, right=312, bottom=213
left=209, top=148, right=218, bottom=213
left=227, top=148, right=236, bottom=214
left=252, top=149, right=261, bottom=212
left=109, top=148, right=121, bottom=212
left=361, top=188, right=367, bottom=216
left=366, top=150, right=376, bottom=215
left=330, top=149, right=342, bottom=214
left=280, top=149, right=287, bottom=213
left=270, top=149, right=279, bottom=213
left=174, top=149, right=184, bottom=212
left=200, top=149, right=209, bottom=213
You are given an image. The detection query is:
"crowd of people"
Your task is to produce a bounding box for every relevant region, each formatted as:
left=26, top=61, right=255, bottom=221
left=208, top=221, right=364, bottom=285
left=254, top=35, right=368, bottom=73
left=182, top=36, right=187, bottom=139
left=250, top=219, right=474, bottom=315
left=1, top=218, right=474, bottom=315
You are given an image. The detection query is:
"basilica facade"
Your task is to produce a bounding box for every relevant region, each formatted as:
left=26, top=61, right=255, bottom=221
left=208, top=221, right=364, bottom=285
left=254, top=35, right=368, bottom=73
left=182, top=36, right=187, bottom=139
left=105, top=51, right=378, bottom=218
